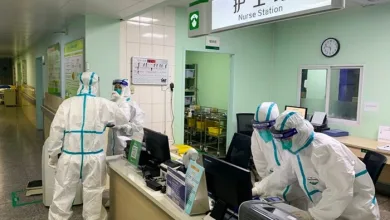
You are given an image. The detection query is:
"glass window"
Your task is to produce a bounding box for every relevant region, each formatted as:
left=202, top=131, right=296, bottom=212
left=300, top=69, right=327, bottom=119
left=299, top=66, right=362, bottom=122
left=328, top=68, right=361, bottom=121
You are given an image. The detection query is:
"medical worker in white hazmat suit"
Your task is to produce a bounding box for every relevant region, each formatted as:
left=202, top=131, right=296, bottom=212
left=251, top=102, right=308, bottom=210
left=107, top=79, right=144, bottom=156
left=46, top=72, right=129, bottom=220
left=256, top=111, right=380, bottom=220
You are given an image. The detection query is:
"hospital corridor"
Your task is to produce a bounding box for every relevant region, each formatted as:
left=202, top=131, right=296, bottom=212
left=0, top=106, right=84, bottom=219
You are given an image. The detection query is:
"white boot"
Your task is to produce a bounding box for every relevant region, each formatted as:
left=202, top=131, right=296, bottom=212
left=100, top=205, right=108, bottom=220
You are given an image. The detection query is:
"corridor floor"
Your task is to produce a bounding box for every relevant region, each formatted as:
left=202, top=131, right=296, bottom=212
left=0, top=105, right=389, bottom=219
left=0, top=106, right=83, bottom=219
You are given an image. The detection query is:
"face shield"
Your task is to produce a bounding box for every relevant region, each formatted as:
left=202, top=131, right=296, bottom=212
left=112, top=79, right=128, bottom=95
left=270, top=126, right=298, bottom=150
left=252, top=119, right=275, bottom=143
left=112, top=80, right=122, bottom=95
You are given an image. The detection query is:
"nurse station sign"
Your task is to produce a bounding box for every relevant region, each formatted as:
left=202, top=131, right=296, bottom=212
left=211, top=0, right=345, bottom=32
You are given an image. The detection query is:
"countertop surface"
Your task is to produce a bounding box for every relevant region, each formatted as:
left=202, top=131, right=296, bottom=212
left=106, top=156, right=205, bottom=220
left=336, top=136, right=390, bottom=156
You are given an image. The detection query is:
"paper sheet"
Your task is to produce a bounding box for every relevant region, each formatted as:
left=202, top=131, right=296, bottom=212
left=377, top=145, right=390, bottom=151
left=364, top=102, right=379, bottom=112
left=378, top=126, right=390, bottom=143
left=311, top=112, right=326, bottom=126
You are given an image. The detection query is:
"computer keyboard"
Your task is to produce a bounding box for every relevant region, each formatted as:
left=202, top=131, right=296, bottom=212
left=164, top=160, right=181, bottom=168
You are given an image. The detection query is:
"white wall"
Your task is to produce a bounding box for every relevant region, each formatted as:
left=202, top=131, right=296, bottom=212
left=85, top=14, right=121, bottom=99
left=121, top=7, right=176, bottom=141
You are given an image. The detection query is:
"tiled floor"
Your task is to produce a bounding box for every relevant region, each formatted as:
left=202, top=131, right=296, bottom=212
left=0, top=105, right=389, bottom=219
left=378, top=193, right=390, bottom=219
left=0, top=106, right=84, bottom=219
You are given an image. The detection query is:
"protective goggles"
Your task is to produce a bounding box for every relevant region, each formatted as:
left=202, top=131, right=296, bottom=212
left=252, top=120, right=275, bottom=130
left=112, top=79, right=128, bottom=86
left=270, top=126, right=298, bottom=140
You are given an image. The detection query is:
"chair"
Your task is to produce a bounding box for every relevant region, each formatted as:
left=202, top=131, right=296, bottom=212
left=225, top=133, right=252, bottom=169
left=236, top=113, right=255, bottom=137
left=362, top=150, right=387, bottom=184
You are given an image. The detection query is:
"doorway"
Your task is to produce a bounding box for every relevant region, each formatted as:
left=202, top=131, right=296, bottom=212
left=183, top=50, right=232, bottom=156
left=35, top=57, right=44, bottom=130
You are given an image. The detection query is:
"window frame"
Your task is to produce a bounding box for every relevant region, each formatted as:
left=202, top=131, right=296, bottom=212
left=297, top=65, right=364, bottom=125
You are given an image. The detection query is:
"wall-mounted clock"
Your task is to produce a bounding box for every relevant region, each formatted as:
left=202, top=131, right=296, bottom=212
left=321, top=38, right=340, bottom=58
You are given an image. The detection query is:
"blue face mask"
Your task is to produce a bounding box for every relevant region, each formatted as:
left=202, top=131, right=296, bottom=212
left=258, top=130, right=273, bottom=143
left=114, top=88, right=122, bottom=95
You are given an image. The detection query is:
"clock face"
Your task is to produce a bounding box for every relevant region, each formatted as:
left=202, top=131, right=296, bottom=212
left=321, top=38, right=340, bottom=58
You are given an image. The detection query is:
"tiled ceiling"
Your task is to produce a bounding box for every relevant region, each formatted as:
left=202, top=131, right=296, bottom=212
left=0, top=0, right=169, bottom=57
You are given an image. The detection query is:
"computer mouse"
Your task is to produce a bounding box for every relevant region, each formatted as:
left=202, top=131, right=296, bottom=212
left=161, top=185, right=166, bottom=194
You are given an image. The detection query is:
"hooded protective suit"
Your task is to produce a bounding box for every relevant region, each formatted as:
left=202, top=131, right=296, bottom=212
left=251, top=102, right=283, bottom=178
left=107, top=79, right=144, bottom=156
left=258, top=111, right=380, bottom=220
left=251, top=102, right=308, bottom=210
left=46, top=72, right=129, bottom=220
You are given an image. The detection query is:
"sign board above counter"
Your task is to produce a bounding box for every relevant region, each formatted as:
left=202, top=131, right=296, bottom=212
left=212, top=0, right=345, bottom=32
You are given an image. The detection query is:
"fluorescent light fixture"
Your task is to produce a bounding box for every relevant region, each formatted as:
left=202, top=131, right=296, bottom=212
left=142, top=33, right=166, bottom=38
left=128, top=16, right=139, bottom=21
left=128, top=16, right=159, bottom=23
left=142, top=33, right=153, bottom=37
left=127, top=21, right=151, bottom=26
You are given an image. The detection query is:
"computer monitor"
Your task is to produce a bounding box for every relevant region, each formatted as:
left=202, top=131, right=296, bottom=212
left=203, top=154, right=252, bottom=220
left=285, top=106, right=308, bottom=119
left=225, top=133, right=252, bottom=169
left=143, top=128, right=171, bottom=163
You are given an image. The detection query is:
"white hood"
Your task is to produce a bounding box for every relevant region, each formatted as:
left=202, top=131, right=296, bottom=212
left=77, top=72, right=99, bottom=96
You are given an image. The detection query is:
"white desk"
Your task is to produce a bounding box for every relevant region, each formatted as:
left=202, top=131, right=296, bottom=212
left=107, top=157, right=205, bottom=220
left=335, top=136, right=390, bottom=184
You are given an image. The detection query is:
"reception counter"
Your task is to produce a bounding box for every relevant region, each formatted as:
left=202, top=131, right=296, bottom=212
left=107, top=157, right=205, bottom=220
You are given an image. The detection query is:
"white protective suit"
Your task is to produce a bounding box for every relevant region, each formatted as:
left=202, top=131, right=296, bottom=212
left=107, top=79, right=144, bottom=156
left=46, top=72, right=129, bottom=220
left=251, top=102, right=283, bottom=178
left=259, top=111, right=380, bottom=220
left=251, top=102, right=308, bottom=210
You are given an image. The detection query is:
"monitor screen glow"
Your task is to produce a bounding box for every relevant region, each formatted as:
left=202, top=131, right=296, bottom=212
left=285, top=106, right=307, bottom=119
